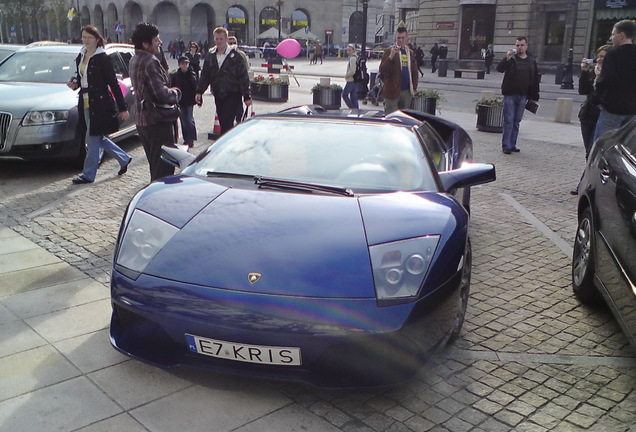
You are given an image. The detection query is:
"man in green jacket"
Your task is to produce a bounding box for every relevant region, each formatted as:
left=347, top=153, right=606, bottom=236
left=196, top=27, right=252, bottom=136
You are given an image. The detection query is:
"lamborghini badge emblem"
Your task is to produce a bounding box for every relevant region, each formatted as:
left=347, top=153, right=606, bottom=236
left=248, top=273, right=262, bottom=284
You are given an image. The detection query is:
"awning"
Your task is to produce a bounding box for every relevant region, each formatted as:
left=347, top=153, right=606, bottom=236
left=256, top=27, right=288, bottom=40
left=595, top=7, right=636, bottom=19
left=289, top=28, right=319, bottom=41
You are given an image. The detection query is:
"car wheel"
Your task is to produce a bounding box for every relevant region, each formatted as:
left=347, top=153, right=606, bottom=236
left=572, top=207, right=602, bottom=305
left=448, top=239, right=471, bottom=344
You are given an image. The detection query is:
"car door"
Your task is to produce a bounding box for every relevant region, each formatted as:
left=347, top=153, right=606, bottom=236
left=108, top=50, right=136, bottom=130
left=594, top=121, right=636, bottom=343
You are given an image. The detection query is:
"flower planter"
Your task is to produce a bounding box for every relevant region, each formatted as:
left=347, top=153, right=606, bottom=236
left=250, top=82, right=289, bottom=102
left=411, top=97, right=437, bottom=115
left=312, top=89, right=342, bottom=109
left=476, top=104, right=504, bottom=133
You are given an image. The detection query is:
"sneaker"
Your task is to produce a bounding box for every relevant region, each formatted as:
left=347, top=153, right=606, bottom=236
left=118, top=157, right=132, bottom=175
left=502, top=149, right=512, bottom=155
left=72, top=176, right=94, bottom=184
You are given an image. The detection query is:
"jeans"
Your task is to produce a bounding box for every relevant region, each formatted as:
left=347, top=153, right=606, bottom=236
left=178, top=105, right=197, bottom=144
left=593, top=108, right=635, bottom=142
left=342, top=81, right=359, bottom=108
left=384, top=90, right=413, bottom=114
left=502, top=94, right=527, bottom=150
left=81, top=108, right=130, bottom=181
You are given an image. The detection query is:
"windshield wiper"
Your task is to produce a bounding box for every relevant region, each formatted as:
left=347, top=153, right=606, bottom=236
left=206, top=171, right=254, bottom=179
left=254, top=176, right=354, bottom=196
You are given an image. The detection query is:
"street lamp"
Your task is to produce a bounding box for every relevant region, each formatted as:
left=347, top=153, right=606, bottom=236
left=357, top=0, right=369, bottom=100
left=275, top=0, right=284, bottom=42
left=560, top=0, right=579, bottom=90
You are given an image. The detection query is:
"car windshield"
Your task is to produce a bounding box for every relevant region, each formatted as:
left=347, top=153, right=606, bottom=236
left=185, top=118, right=436, bottom=192
left=0, top=51, right=76, bottom=83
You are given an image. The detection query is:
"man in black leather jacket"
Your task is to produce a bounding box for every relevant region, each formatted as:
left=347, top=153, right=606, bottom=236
left=196, top=27, right=251, bottom=136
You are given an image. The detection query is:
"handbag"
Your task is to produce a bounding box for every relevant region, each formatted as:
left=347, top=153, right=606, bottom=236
left=143, top=99, right=181, bottom=123
left=239, top=105, right=255, bottom=123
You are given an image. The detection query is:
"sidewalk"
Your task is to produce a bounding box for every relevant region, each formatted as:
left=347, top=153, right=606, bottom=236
left=0, top=64, right=593, bottom=431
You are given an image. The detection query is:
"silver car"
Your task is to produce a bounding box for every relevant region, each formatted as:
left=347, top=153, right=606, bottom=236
left=0, top=43, right=138, bottom=166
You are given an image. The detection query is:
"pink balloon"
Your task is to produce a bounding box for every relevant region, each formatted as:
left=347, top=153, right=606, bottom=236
left=276, top=38, right=301, bottom=59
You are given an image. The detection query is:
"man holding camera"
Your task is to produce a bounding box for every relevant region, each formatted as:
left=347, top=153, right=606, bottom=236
left=379, top=24, right=418, bottom=114
left=496, top=36, right=540, bottom=154
left=592, top=19, right=636, bottom=141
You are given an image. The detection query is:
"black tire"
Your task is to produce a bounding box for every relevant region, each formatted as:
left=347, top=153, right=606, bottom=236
left=572, top=207, right=602, bottom=304
left=448, top=239, right=471, bottom=344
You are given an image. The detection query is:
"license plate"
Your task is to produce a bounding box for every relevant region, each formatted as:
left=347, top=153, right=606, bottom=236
left=186, top=334, right=301, bottom=366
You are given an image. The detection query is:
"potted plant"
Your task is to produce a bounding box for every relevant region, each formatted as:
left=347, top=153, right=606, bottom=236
left=411, top=88, right=445, bottom=115
left=250, top=74, right=289, bottom=102
left=475, top=95, right=504, bottom=132
left=311, top=83, right=343, bottom=109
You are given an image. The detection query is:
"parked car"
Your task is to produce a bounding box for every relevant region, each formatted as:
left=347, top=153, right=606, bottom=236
left=572, top=118, right=636, bottom=348
left=109, top=106, right=496, bottom=387
left=0, top=44, right=23, bottom=63
left=0, top=43, right=137, bottom=166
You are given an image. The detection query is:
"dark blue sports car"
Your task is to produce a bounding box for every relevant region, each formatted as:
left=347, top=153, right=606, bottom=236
left=110, top=107, right=496, bottom=387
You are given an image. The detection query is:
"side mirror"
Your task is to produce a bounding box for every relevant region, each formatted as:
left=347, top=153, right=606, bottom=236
left=438, top=163, right=496, bottom=192
left=160, top=145, right=196, bottom=171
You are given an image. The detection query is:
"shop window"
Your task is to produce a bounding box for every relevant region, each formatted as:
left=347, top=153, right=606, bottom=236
left=459, top=5, right=496, bottom=59
left=545, top=12, right=566, bottom=45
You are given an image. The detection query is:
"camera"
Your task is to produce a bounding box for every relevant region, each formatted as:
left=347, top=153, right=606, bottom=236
left=69, top=77, right=78, bottom=86
left=585, top=58, right=595, bottom=65
left=511, top=48, right=517, bottom=54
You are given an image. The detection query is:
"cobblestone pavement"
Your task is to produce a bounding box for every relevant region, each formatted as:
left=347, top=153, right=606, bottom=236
left=1, top=69, right=635, bottom=431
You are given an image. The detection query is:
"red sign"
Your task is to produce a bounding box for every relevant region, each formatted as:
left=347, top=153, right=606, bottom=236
left=435, top=22, right=454, bottom=29
left=325, top=29, right=333, bottom=35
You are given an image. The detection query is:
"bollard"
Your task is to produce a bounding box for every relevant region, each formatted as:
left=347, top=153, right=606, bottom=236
left=555, top=98, right=573, bottom=123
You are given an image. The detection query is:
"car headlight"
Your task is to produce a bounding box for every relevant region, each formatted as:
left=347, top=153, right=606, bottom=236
left=116, top=210, right=179, bottom=274
left=369, top=236, right=439, bottom=300
left=22, top=110, right=69, bottom=125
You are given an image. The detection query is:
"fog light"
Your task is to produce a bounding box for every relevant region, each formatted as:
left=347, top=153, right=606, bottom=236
left=42, top=143, right=52, bottom=150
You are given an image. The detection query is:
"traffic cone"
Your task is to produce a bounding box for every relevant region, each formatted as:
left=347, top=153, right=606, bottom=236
left=208, top=115, right=221, bottom=140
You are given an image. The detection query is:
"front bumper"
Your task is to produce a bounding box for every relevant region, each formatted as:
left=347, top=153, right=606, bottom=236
left=110, top=270, right=462, bottom=388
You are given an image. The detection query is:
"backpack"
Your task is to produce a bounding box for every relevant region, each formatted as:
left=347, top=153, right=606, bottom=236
left=352, top=56, right=369, bottom=83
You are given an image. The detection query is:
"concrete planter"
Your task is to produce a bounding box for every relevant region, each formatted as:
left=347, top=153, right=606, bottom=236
left=476, top=104, right=504, bottom=133
left=411, top=97, right=437, bottom=115
left=312, top=88, right=342, bottom=109
left=250, top=82, right=289, bottom=102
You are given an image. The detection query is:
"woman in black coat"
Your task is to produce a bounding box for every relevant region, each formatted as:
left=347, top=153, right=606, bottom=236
left=68, top=25, right=131, bottom=184
left=185, top=41, right=202, bottom=79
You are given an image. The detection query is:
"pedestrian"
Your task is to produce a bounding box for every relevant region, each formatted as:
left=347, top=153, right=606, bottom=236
left=342, top=44, right=359, bottom=109
left=429, top=42, right=439, bottom=73
left=579, top=45, right=611, bottom=158
left=68, top=25, right=131, bottom=185
left=592, top=19, right=636, bottom=142
left=196, top=26, right=252, bottom=137
left=571, top=44, right=611, bottom=195
left=170, top=56, right=198, bottom=148
left=415, top=45, right=425, bottom=77
left=379, top=24, right=419, bottom=114
left=496, top=36, right=540, bottom=154
left=185, top=41, right=202, bottom=78
left=484, top=44, right=495, bottom=74
left=129, top=22, right=182, bottom=182
left=314, top=40, right=323, bottom=65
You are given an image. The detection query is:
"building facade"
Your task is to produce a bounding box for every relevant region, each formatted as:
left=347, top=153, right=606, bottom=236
left=0, top=0, right=633, bottom=69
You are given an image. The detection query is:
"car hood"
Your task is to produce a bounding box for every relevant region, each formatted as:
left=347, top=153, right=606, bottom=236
left=0, top=82, right=77, bottom=114
left=134, top=177, right=458, bottom=298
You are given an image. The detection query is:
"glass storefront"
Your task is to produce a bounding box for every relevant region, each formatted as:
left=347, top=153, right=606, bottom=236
left=459, top=5, right=496, bottom=59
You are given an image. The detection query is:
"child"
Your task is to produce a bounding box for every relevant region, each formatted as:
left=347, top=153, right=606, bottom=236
left=170, top=56, right=198, bottom=147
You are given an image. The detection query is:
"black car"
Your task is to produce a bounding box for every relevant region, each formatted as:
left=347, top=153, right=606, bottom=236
left=572, top=118, right=636, bottom=347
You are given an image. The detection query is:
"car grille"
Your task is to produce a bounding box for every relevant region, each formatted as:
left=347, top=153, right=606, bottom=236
left=0, top=112, right=11, bottom=150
